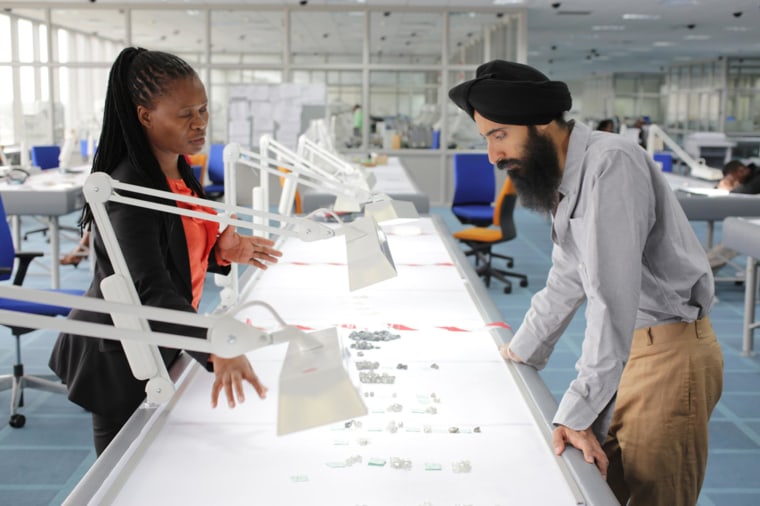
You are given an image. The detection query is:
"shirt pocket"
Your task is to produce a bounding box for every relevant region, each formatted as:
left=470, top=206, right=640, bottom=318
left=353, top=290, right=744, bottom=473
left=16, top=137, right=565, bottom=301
left=568, top=217, right=590, bottom=289
left=567, top=217, right=588, bottom=257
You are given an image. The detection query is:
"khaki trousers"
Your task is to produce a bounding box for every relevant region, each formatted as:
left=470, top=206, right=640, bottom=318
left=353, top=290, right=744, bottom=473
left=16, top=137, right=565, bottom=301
left=603, top=317, right=723, bottom=506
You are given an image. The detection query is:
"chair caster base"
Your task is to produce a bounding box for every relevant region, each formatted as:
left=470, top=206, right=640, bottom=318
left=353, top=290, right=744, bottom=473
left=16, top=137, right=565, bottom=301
left=9, top=413, right=26, bottom=428
left=519, top=280, right=528, bottom=287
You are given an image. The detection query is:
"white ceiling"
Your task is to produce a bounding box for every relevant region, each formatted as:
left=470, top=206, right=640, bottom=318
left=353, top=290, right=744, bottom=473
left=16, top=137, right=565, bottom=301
left=6, top=0, right=760, bottom=80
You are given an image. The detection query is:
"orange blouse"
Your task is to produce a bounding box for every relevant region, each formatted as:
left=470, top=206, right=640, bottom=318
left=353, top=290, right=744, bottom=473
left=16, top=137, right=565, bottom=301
left=166, top=178, right=220, bottom=310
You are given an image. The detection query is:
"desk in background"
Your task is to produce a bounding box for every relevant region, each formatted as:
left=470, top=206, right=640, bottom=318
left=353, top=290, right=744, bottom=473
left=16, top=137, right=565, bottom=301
left=664, top=172, right=760, bottom=249
left=301, top=156, right=430, bottom=214
left=0, top=168, right=87, bottom=288
left=64, top=217, right=615, bottom=505
left=722, top=217, right=760, bottom=356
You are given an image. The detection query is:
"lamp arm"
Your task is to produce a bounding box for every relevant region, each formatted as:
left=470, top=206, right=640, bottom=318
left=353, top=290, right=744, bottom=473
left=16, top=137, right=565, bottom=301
left=297, top=135, right=356, bottom=177
left=233, top=146, right=372, bottom=203
left=80, top=172, right=336, bottom=402
left=0, top=284, right=293, bottom=359
left=646, top=124, right=722, bottom=180
left=83, top=173, right=336, bottom=242
left=262, top=134, right=344, bottom=183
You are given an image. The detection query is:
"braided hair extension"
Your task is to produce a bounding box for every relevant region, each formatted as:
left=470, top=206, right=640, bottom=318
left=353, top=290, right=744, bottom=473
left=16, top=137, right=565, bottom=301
left=79, top=47, right=206, bottom=230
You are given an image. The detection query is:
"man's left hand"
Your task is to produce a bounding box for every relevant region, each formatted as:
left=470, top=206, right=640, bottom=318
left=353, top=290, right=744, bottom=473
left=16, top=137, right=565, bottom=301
left=552, top=424, right=608, bottom=479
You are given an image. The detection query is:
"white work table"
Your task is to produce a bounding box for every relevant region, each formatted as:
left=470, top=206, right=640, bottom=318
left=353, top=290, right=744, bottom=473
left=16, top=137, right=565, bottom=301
left=0, top=167, right=88, bottom=288
left=64, top=217, right=615, bottom=506
left=301, top=156, right=430, bottom=214
left=663, top=172, right=760, bottom=249
left=722, top=217, right=760, bottom=356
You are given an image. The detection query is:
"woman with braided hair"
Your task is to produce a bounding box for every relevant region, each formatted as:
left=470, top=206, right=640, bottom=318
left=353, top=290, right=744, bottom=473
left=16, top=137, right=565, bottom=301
left=49, top=47, right=282, bottom=455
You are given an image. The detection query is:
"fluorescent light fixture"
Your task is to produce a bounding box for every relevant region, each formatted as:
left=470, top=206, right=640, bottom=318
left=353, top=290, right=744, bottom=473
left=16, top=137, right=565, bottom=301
left=493, top=0, right=524, bottom=4
left=658, top=0, right=699, bottom=5
left=653, top=41, right=675, bottom=47
left=622, top=13, right=661, bottom=20
left=684, top=34, right=711, bottom=40
left=592, top=25, right=625, bottom=31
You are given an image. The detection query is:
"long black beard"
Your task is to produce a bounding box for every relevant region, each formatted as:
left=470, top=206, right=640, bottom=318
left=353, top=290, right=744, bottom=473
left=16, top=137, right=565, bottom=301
left=497, top=126, right=562, bottom=216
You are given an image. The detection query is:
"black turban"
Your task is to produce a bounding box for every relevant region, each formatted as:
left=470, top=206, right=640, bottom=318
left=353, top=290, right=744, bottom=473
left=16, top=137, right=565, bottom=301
left=448, top=60, right=571, bottom=125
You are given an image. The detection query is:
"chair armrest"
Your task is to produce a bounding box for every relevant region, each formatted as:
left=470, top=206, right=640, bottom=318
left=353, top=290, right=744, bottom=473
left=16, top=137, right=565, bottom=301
left=13, top=251, right=45, bottom=286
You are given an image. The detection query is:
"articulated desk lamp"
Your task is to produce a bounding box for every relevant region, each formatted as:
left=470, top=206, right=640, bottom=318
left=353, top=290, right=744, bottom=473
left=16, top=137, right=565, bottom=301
left=218, top=145, right=401, bottom=296
left=0, top=285, right=366, bottom=435
left=242, top=136, right=418, bottom=225
left=304, top=117, right=336, bottom=154
left=0, top=171, right=379, bottom=434
left=645, top=124, right=723, bottom=181
left=219, top=141, right=410, bottom=302
left=296, top=134, right=377, bottom=191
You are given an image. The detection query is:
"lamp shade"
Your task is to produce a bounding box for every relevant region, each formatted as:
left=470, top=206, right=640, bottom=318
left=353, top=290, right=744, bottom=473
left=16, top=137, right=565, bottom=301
left=364, top=197, right=418, bottom=226
left=277, top=327, right=367, bottom=435
left=344, top=216, right=397, bottom=291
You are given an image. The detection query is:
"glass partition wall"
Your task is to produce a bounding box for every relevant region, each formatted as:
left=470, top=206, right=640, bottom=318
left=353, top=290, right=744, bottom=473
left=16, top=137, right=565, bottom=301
left=1, top=5, right=523, bottom=150
left=0, top=4, right=524, bottom=205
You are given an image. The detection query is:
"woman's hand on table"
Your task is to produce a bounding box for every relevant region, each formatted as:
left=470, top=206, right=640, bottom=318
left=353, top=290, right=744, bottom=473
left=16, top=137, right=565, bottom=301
left=209, top=354, right=268, bottom=409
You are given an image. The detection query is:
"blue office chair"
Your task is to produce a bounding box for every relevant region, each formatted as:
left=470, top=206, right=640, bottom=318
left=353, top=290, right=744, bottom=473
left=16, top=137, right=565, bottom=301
left=25, top=145, right=81, bottom=242
left=79, top=139, right=97, bottom=160
left=204, top=143, right=225, bottom=198
left=451, top=153, right=496, bottom=226
left=0, top=193, right=81, bottom=428
left=30, top=145, right=61, bottom=170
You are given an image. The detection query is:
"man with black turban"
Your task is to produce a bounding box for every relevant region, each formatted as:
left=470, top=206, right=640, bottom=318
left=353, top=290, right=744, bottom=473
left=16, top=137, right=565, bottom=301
left=450, top=60, right=723, bottom=506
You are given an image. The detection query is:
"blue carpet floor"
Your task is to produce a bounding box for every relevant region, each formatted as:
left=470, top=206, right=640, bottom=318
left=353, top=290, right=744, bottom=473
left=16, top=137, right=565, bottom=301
left=0, top=206, right=758, bottom=505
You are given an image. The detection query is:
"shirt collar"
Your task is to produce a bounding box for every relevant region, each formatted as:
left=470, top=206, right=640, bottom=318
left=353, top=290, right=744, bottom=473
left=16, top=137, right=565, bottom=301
left=558, top=120, right=591, bottom=198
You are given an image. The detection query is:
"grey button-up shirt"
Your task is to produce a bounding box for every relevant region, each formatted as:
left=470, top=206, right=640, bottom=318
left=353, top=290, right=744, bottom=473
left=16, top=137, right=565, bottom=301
left=509, top=121, right=714, bottom=437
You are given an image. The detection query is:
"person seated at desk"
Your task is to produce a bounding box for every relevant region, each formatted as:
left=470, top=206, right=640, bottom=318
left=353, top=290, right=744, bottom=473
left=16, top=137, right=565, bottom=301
left=708, top=160, right=760, bottom=271
left=61, top=230, right=91, bottom=266
left=716, top=160, right=756, bottom=192
left=49, top=47, right=282, bottom=456
left=596, top=118, right=615, bottom=133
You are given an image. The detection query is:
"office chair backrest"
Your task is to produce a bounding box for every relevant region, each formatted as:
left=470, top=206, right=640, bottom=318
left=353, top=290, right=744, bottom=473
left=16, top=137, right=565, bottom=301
left=79, top=139, right=98, bottom=159
left=187, top=153, right=208, bottom=185
left=494, top=177, right=518, bottom=241
left=206, top=143, right=225, bottom=184
left=452, top=153, right=495, bottom=206
left=0, top=195, right=15, bottom=281
left=31, top=145, right=61, bottom=170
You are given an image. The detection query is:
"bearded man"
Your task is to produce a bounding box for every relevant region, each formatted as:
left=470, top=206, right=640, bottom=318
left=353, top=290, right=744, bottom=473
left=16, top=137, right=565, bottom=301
left=449, top=60, right=723, bottom=506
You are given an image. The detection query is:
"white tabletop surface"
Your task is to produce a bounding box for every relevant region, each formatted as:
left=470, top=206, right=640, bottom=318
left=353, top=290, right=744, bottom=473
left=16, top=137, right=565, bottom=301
left=79, top=217, right=606, bottom=506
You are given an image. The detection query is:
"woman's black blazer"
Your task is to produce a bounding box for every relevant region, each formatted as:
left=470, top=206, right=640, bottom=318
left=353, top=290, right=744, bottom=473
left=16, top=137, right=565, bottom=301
left=49, top=159, right=230, bottom=418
